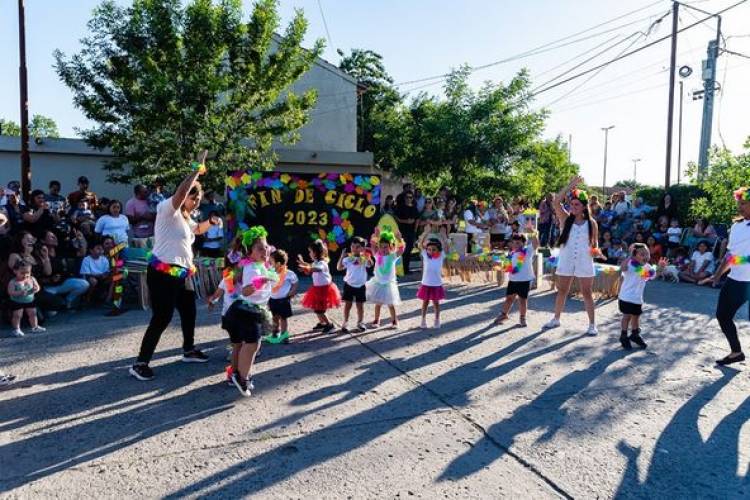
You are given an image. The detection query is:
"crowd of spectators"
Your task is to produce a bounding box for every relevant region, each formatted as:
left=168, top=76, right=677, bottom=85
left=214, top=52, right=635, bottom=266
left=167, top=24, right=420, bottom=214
left=0, top=176, right=225, bottom=330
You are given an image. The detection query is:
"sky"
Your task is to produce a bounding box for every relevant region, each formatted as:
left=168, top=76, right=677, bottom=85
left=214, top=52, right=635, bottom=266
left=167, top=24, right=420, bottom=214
left=1, top=0, right=749, bottom=188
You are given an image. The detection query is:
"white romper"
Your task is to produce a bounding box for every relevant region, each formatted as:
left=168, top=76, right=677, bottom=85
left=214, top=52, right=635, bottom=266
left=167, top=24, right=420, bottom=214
left=556, top=221, right=595, bottom=278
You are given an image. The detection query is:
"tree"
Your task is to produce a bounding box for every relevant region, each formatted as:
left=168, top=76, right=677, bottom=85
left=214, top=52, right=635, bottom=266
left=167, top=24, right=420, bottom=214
left=688, top=143, right=750, bottom=224
left=0, top=115, right=59, bottom=138
left=612, top=179, right=644, bottom=191
left=338, top=49, right=406, bottom=169
left=396, top=67, right=549, bottom=200
left=54, top=0, right=323, bottom=191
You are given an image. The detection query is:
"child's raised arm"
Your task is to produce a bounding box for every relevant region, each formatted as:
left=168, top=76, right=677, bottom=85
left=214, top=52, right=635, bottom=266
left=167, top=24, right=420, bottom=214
left=336, top=250, right=347, bottom=272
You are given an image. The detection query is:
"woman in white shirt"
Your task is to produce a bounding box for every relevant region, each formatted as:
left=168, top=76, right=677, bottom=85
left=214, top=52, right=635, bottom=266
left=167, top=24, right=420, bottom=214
left=130, top=152, right=222, bottom=382
left=463, top=202, right=484, bottom=247
left=94, top=200, right=130, bottom=245
left=707, top=188, right=750, bottom=365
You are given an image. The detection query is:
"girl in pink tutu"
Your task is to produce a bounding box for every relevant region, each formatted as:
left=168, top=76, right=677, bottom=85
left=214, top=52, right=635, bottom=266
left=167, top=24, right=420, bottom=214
left=297, top=239, right=341, bottom=333
left=417, top=230, right=447, bottom=329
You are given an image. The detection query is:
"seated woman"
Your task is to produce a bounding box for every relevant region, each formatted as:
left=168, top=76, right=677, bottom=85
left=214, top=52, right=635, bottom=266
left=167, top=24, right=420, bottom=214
left=34, top=230, right=90, bottom=311
left=94, top=199, right=130, bottom=246
left=689, top=218, right=717, bottom=247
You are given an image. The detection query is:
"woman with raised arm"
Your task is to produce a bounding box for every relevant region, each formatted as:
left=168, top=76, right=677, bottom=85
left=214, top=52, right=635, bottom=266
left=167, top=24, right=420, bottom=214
left=130, top=152, right=222, bottom=381
left=543, top=176, right=601, bottom=335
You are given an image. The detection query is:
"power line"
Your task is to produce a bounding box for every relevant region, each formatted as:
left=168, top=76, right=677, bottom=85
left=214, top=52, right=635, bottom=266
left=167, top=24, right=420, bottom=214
left=391, top=0, right=668, bottom=87
left=529, top=0, right=749, bottom=98
left=316, top=0, right=334, bottom=51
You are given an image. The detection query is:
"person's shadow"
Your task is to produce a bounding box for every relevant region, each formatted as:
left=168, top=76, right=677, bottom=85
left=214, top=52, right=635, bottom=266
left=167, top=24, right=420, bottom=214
left=614, top=369, right=749, bottom=499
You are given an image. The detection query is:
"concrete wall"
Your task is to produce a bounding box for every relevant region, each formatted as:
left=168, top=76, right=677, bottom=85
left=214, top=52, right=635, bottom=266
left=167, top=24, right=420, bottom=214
left=0, top=137, right=373, bottom=200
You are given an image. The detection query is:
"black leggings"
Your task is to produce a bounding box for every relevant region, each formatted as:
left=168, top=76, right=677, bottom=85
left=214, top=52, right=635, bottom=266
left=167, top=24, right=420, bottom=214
left=716, top=278, right=750, bottom=353
left=136, top=267, right=196, bottom=364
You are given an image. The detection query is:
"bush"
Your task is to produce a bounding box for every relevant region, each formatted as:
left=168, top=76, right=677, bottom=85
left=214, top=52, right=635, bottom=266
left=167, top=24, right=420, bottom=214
left=637, top=184, right=706, bottom=224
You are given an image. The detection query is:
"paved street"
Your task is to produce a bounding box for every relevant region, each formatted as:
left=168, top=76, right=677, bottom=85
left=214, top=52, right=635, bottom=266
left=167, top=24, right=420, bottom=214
left=1, top=277, right=748, bottom=499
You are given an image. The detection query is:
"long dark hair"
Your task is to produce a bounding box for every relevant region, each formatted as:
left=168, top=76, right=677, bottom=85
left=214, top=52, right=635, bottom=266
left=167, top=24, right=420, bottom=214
left=557, top=207, right=595, bottom=247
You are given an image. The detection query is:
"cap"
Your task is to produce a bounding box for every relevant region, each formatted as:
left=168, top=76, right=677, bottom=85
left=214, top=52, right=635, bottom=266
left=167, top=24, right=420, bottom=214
left=78, top=176, right=89, bottom=184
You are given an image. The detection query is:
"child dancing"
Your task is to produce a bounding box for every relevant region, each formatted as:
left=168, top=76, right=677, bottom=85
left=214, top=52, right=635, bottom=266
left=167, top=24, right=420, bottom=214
left=365, top=227, right=405, bottom=329
left=337, top=237, right=372, bottom=333
left=267, top=249, right=299, bottom=343
left=417, top=226, right=447, bottom=329
left=617, top=243, right=667, bottom=349
left=494, top=221, right=539, bottom=327
left=298, top=239, right=341, bottom=333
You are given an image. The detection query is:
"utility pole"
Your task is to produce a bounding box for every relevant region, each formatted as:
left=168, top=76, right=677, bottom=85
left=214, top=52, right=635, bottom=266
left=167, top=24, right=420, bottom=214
left=677, top=80, right=684, bottom=184
left=601, top=125, right=615, bottom=193
left=632, top=158, right=641, bottom=183
left=18, top=0, right=31, bottom=202
left=664, top=0, right=679, bottom=189
left=698, top=16, right=722, bottom=175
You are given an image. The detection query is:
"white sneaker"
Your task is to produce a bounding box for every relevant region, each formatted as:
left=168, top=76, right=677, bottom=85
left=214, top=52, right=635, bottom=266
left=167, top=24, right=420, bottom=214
left=420, top=319, right=429, bottom=329
left=542, top=318, right=560, bottom=330
left=11, top=329, right=24, bottom=338
left=31, top=326, right=46, bottom=333
left=434, top=319, right=441, bottom=329
left=586, top=324, right=599, bottom=336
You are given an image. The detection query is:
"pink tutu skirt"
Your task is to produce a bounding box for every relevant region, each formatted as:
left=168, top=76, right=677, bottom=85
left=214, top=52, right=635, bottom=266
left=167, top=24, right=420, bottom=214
left=417, top=285, right=445, bottom=301
left=301, top=284, right=341, bottom=311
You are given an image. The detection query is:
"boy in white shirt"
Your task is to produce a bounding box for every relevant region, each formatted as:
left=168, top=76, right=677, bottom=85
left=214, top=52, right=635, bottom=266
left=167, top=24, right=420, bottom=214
left=266, top=250, right=298, bottom=344
left=494, top=222, right=539, bottom=327
left=337, top=237, right=373, bottom=333
left=80, top=243, right=111, bottom=302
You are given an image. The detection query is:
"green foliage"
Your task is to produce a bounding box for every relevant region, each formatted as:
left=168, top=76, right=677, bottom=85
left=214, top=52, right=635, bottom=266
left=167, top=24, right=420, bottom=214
left=687, top=145, right=750, bottom=224
left=0, top=115, right=59, bottom=138
left=637, top=183, right=706, bottom=224
left=509, top=136, right=579, bottom=203
left=338, top=49, right=406, bottom=169
left=54, top=0, right=323, bottom=191
left=612, top=179, right=644, bottom=191
left=394, top=67, right=561, bottom=201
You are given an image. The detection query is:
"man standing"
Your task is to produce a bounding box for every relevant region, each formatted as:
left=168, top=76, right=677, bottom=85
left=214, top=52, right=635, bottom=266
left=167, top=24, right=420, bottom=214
left=394, top=191, right=419, bottom=274
left=709, top=187, right=750, bottom=366
left=538, top=194, right=553, bottom=247
left=395, top=183, right=414, bottom=208
left=125, top=184, right=155, bottom=240
left=67, top=176, right=98, bottom=212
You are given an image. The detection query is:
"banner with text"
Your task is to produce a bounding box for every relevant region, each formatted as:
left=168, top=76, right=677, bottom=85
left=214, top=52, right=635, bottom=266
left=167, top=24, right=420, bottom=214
left=226, top=170, right=381, bottom=262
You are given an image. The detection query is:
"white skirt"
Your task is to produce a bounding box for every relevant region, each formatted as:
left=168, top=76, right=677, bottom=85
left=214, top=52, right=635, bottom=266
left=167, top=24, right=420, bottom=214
left=365, top=278, right=401, bottom=305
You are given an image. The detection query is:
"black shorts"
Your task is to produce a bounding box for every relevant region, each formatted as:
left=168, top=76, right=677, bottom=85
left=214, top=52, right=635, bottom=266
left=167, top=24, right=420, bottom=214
left=9, top=300, right=36, bottom=311
left=490, top=233, right=506, bottom=244
left=342, top=283, right=366, bottom=303
left=506, top=280, right=530, bottom=299
left=268, top=297, right=293, bottom=319
left=618, top=299, right=643, bottom=316
left=223, top=301, right=266, bottom=343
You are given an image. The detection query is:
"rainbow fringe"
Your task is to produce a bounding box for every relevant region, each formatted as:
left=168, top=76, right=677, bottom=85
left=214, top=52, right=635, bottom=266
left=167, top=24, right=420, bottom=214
left=149, top=254, right=196, bottom=279
left=629, top=259, right=656, bottom=281
left=726, top=253, right=750, bottom=266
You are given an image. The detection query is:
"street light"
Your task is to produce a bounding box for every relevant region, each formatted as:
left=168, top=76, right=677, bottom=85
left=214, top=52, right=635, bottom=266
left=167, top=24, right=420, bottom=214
left=677, top=64, right=693, bottom=184
left=632, top=158, right=641, bottom=183
left=601, top=125, right=615, bottom=192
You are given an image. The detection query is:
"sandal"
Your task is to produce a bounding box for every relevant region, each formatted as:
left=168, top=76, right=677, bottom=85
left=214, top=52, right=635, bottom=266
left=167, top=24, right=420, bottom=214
left=493, top=313, right=509, bottom=325
left=518, top=316, right=527, bottom=327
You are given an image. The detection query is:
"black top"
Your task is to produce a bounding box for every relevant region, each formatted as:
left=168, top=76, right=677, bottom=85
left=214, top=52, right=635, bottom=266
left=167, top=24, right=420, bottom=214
left=395, top=204, right=419, bottom=236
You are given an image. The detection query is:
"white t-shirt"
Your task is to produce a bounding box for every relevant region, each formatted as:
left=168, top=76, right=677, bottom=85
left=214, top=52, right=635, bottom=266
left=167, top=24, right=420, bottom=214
left=311, top=260, right=332, bottom=286
left=373, top=253, right=399, bottom=284
left=619, top=261, right=654, bottom=305
left=80, top=255, right=110, bottom=276
left=241, top=262, right=275, bottom=305
left=464, top=210, right=483, bottom=234
left=727, top=220, right=750, bottom=282
left=420, top=250, right=444, bottom=287
left=202, top=221, right=223, bottom=249
left=218, top=278, right=240, bottom=316
left=690, top=250, right=714, bottom=274
left=614, top=201, right=630, bottom=216
left=508, top=243, right=535, bottom=282
left=342, top=256, right=369, bottom=288
left=271, top=269, right=299, bottom=299
left=152, top=198, right=197, bottom=269
left=667, top=227, right=682, bottom=244
left=95, top=215, right=130, bottom=245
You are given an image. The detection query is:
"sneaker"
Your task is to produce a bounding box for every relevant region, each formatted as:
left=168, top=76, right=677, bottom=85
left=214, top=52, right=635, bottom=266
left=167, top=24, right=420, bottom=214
left=0, top=374, right=16, bottom=386
left=225, top=366, right=235, bottom=386
left=247, top=377, right=255, bottom=391
left=434, top=319, right=441, bottom=329
left=312, top=323, right=327, bottom=332
left=340, top=324, right=350, bottom=333
left=586, top=324, right=599, bottom=336
left=365, top=322, right=380, bottom=330
left=629, top=333, right=647, bottom=349
left=355, top=323, right=367, bottom=333
left=388, top=322, right=400, bottom=331
left=30, top=326, right=46, bottom=333
left=619, top=334, right=633, bottom=350
left=231, top=372, right=251, bottom=397
left=182, top=349, right=209, bottom=363
left=278, top=330, right=291, bottom=344
left=129, top=363, right=155, bottom=381
left=542, top=318, right=560, bottom=330
left=420, top=319, right=429, bottom=329
left=10, top=329, right=24, bottom=338
left=321, top=323, right=335, bottom=334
